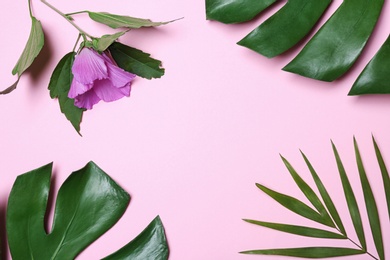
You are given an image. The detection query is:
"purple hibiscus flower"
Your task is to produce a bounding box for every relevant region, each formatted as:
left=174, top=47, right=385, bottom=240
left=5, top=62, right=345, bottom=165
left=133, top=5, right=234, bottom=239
left=68, top=47, right=136, bottom=109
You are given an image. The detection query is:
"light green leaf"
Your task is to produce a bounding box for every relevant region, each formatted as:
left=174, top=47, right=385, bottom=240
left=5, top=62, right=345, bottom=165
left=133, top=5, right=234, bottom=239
left=92, top=31, right=126, bottom=52
left=243, top=219, right=345, bottom=239
left=103, top=216, right=168, bottom=260
left=88, top=12, right=171, bottom=29
left=256, top=183, right=333, bottom=227
left=240, top=247, right=364, bottom=258
left=48, top=52, right=84, bottom=134
left=332, top=141, right=366, bottom=250
left=109, top=42, right=164, bottom=79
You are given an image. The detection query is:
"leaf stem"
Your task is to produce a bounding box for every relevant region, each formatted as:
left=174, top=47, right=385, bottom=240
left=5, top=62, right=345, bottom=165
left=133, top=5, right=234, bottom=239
left=28, top=0, right=33, bottom=17
left=40, top=0, right=93, bottom=38
left=65, top=10, right=88, bottom=16
left=347, top=238, right=378, bottom=260
left=72, top=34, right=82, bottom=52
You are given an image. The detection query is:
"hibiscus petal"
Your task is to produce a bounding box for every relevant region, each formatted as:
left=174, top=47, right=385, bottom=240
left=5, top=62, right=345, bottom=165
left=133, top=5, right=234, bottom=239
left=68, top=78, right=93, bottom=98
left=93, top=79, right=130, bottom=102
left=74, top=89, right=102, bottom=110
left=72, top=48, right=108, bottom=85
left=103, top=51, right=136, bottom=88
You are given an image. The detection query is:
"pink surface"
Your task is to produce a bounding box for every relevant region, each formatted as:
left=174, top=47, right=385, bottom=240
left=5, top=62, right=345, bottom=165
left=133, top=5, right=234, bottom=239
left=1, top=0, right=390, bottom=259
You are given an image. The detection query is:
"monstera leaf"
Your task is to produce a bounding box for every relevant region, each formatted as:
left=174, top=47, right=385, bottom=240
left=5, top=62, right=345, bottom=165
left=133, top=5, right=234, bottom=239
left=242, top=137, right=389, bottom=259
left=206, top=0, right=388, bottom=94
left=6, top=161, right=169, bottom=259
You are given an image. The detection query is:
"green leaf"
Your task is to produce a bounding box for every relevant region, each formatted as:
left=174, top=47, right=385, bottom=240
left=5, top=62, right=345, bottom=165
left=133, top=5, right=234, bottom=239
left=283, top=0, right=384, bottom=81
left=240, top=247, right=364, bottom=258
left=109, top=42, right=165, bottom=79
left=256, top=183, right=333, bottom=227
left=206, top=0, right=276, bottom=24
left=103, top=216, right=169, bottom=260
left=48, top=52, right=84, bottom=134
left=6, top=162, right=130, bottom=259
left=281, top=155, right=334, bottom=227
left=88, top=12, right=171, bottom=29
left=301, top=151, right=347, bottom=236
left=349, top=34, right=390, bottom=95
left=373, top=136, right=390, bottom=222
left=354, top=138, right=384, bottom=259
left=0, top=78, right=20, bottom=95
left=332, top=141, right=366, bottom=250
left=243, top=219, right=345, bottom=239
left=92, top=31, right=126, bottom=52
left=237, top=0, right=331, bottom=58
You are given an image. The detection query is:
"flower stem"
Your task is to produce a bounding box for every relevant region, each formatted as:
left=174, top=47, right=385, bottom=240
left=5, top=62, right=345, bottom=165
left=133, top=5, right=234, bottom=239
left=72, top=34, right=82, bottom=52
left=40, top=0, right=93, bottom=38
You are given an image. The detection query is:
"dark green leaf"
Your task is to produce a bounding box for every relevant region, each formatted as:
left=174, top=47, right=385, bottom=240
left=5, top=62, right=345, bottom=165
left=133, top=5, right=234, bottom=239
left=283, top=0, right=384, bottom=81
left=109, top=42, right=164, bottom=79
left=256, top=183, right=333, bottom=227
left=243, top=219, right=345, bottom=239
left=1, top=78, right=20, bottom=95
left=240, top=247, right=364, bottom=258
left=237, top=0, right=331, bottom=58
left=6, top=162, right=130, bottom=259
left=48, top=52, right=84, bottom=134
left=88, top=12, right=171, bottom=29
left=332, top=141, right=366, bottom=250
left=373, top=136, right=390, bottom=222
left=301, top=151, right=347, bottom=236
left=206, top=0, right=276, bottom=24
left=349, top=35, right=390, bottom=95
left=93, top=31, right=126, bottom=52
left=281, top=155, right=334, bottom=227
left=103, top=216, right=168, bottom=260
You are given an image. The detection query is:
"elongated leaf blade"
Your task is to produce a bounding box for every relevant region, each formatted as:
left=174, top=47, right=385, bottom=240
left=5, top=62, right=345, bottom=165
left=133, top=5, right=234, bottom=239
left=6, top=162, right=130, bottom=259
left=93, top=31, right=126, bottom=52
left=103, top=216, right=168, bottom=260
left=1, top=78, right=20, bottom=95
left=354, top=138, right=384, bottom=259
left=109, top=42, right=164, bottom=79
left=332, top=141, right=366, bottom=250
left=349, top=34, right=390, bottom=95
left=88, top=12, right=170, bottom=29
left=280, top=155, right=334, bottom=227
left=240, top=247, right=364, bottom=258
left=283, top=0, right=384, bottom=81
left=243, top=219, right=345, bottom=239
left=238, top=0, right=331, bottom=58
left=206, top=0, right=276, bottom=24
left=301, top=151, right=347, bottom=236
left=256, top=183, right=332, bottom=227
left=48, top=52, right=84, bottom=134
left=373, top=136, right=390, bottom=222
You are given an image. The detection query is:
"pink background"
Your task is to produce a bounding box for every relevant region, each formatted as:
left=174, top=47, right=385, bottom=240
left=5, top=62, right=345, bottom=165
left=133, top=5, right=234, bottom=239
left=1, top=0, right=390, bottom=259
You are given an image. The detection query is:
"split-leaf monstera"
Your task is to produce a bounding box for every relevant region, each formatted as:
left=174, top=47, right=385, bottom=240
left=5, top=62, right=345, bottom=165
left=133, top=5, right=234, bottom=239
left=206, top=0, right=389, bottom=95
left=242, top=137, right=389, bottom=259
left=5, top=161, right=169, bottom=259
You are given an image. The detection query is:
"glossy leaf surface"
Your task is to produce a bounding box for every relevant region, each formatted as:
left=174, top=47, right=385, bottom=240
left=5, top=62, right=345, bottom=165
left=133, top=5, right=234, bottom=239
left=349, top=35, right=390, bottom=95
left=206, top=0, right=276, bottom=24
left=241, top=247, right=364, bottom=258
left=109, top=42, right=165, bottom=79
left=88, top=12, right=170, bottom=29
left=238, top=0, right=331, bottom=58
left=6, top=162, right=130, bottom=259
left=283, top=0, right=384, bottom=81
left=48, top=52, right=84, bottom=134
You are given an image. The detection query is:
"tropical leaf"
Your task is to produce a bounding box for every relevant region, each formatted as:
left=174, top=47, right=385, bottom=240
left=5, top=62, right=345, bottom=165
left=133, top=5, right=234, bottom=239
left=243, top=137, right=389, bottom=259
left=6, top=161, right=168, bottom=259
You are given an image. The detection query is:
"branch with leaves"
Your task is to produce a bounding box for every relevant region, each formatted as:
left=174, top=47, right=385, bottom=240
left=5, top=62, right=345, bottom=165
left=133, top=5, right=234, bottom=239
left=242, top=137, right=389, bottom=259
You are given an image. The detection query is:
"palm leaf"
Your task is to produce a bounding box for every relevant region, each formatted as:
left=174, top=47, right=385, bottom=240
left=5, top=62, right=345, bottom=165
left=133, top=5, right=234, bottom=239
left=241, top=247, right=364, bottom=258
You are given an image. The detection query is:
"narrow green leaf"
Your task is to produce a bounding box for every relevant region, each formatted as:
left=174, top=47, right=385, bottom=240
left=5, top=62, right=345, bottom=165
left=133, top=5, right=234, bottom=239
left=103, top=216, right=169, bottom=260
left=373, top=136, right=390, bottom=222
left=354, top=138, right=384, bottom=259
left=240, top=247, right=364, bottom=258
left=301, top=151, right=347, bottom=236
left=88, top=12, right=171, bottom=29
left=92, top=31, right=126, bottom=52
left=1, top=78, right=20, bottom=95
left=283, top=0, right=384, bottom=82
left=206, top=0, right=276, bottom=24
left=109, top=42, right=164, bottom=79
left=281, top=155, right=334, bottom=227
left=48, top=52, right=84, bottom=134
left=332, top=141, right=366, bottom=250
left=349, top=34, right=390, bottom=95
left=256, top=183, right=333, bottom=227
left=243, top=219, right=345, bottom=239
left=237, top=0, right=331, bottom=58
